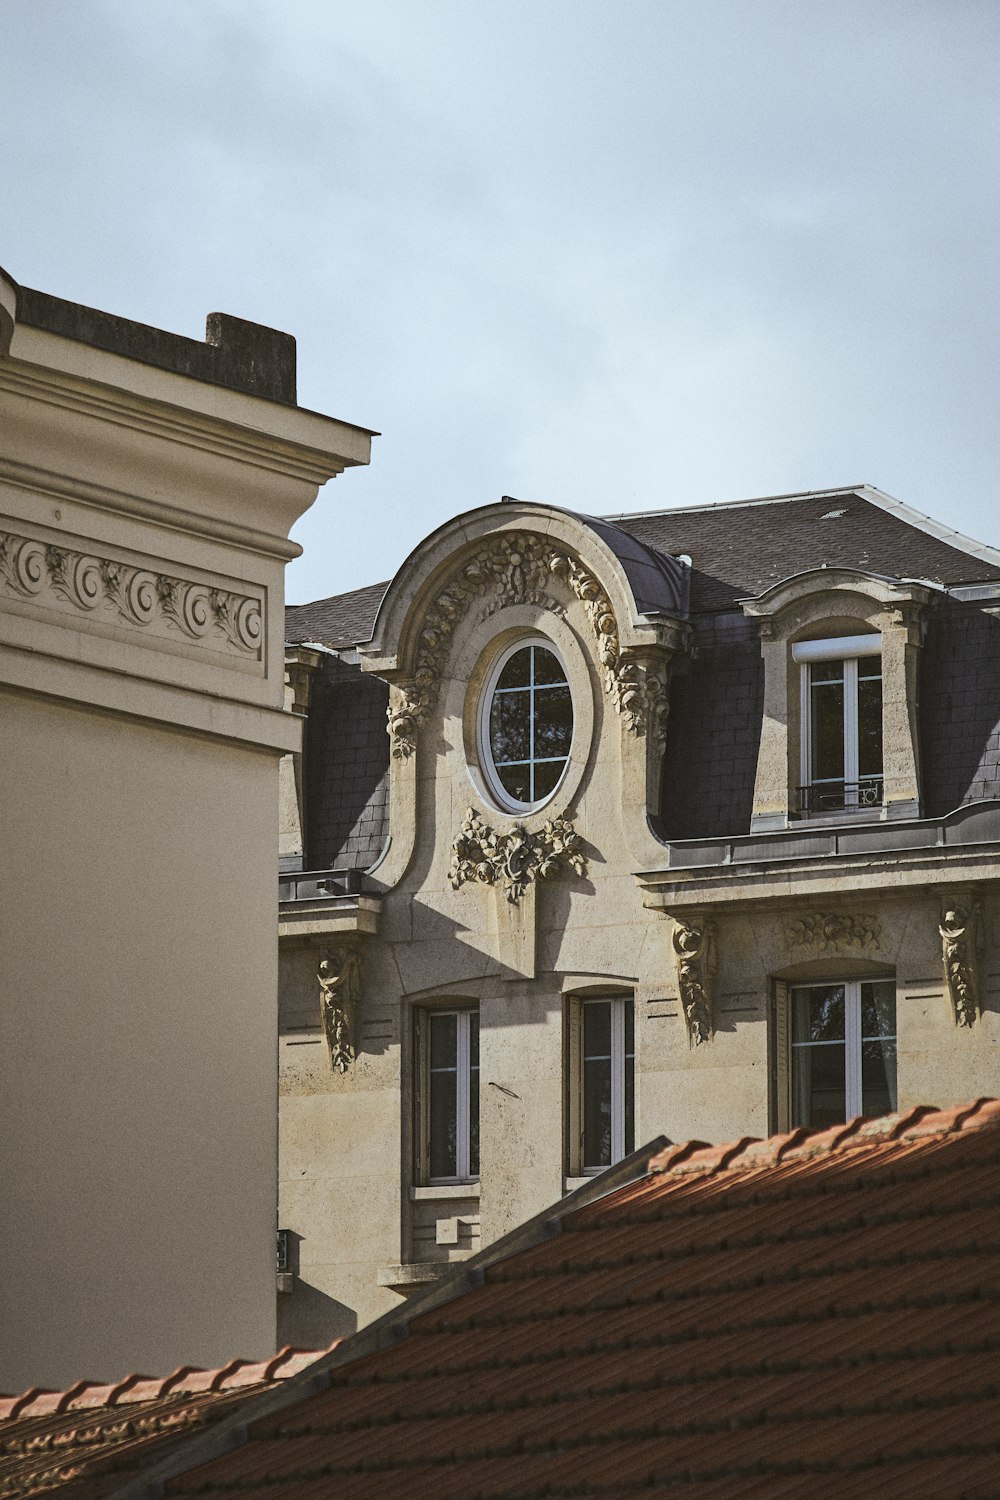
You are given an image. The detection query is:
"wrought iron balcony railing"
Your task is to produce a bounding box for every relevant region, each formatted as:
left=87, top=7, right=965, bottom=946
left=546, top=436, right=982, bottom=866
left=797, top=778, right=884, bottom=815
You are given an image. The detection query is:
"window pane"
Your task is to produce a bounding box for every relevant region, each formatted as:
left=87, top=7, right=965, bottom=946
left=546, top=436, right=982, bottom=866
left=495, top=647, right=531, bottom=689
left=534, top=685, right=573, bottom=758
left=862, top=1038, right=897, bottom=1117
left=860, top=982, right=896, bottom=1039
left=490, top=693, right=530, bottom=764
left=583, top=1056, right=612, bottom=1167
left=531, top=759, right=562, bottom=799
left=792, top=986, right=845, bottom=1043
left=624, top=1000, right=635, bottom=1156
left=429, top=1012, right=457, bottom=1070
left=583, top=1001, right=612, bottom=1059
left=792, top=1039, right=846, bottom=1128
left=496, top=762, right=531, bottom=802
left=810, top=674, right=845, bottom=783
left=857, top=673, right=883, bottom=780
left=532, top=646, right=566, bottom=686
left=469, top=1013, right=480, bottom=1177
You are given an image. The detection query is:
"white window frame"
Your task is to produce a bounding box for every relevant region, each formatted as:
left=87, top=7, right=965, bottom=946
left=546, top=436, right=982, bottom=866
left=478, top=636, right=572, bottom=814
left=777, top=977, right=897, bottom=1129
left=568, top=994, right=635, bottom=1176
left=417, top=1008, right=479, bottom=1186
left=794, top=634, right=882, bottom=813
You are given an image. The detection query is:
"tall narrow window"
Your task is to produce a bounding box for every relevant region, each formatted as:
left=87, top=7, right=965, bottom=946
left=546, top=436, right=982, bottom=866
left=422, top=1009, right=479, bottom=1183
left=577, top=996, right=634, bottom=1172
left=795, top=635, right=883, bottom=813
left=789, top=979, right=896, bottom=1128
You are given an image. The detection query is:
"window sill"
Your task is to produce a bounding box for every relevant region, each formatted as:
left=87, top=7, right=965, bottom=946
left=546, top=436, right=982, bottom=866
left=410, top=1182, right=481, bottom=1201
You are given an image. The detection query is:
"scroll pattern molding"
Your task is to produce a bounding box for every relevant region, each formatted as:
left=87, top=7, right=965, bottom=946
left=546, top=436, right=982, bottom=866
left=0, top=528, right=263, bottom=658
left=387, top=531, right=669, bottom=757
left=671, top=918, right=716, bottom=1046
left=448, top=807, right=588, bottom=905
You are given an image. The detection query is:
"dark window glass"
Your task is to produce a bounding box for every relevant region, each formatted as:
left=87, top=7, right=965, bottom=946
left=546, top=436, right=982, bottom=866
left=624, top=999, right=635, bottom=1156
left=860, top=980, right=897, bottom=1117
left=428, top=1013, right=458, bottom=1179
left=469, top=1013, right=480, bottom=1176
left=857, top=670, right=883, bottom=781
left=792, top=984, right=845, bottom=1043
left=486, top=643, right=572, bottom=806
left=583, top=1002, right=612, bottom=1168
left=810, top=667, right=845, bottom=785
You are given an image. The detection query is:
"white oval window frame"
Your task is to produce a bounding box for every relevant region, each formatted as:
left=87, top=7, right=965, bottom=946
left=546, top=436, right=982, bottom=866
left=477, top=635, right=574, bottom=815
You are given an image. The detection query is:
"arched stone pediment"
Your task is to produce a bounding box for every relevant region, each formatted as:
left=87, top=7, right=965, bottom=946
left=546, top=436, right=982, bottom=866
left=358, top=500, right=689, bottom=760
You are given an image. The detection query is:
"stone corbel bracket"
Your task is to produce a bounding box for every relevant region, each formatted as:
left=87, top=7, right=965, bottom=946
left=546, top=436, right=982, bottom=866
left=669, top=915, right=717, bottom=1046
left=317, top=944, right=363, bottom=1072
left=938, top=891, right=985, bottom=1027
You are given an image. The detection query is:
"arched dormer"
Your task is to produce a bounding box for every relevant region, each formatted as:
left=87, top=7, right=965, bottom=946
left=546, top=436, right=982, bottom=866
left=357, top=500, right=690, bottom=885
left=741, top=568, right=939, bottom=829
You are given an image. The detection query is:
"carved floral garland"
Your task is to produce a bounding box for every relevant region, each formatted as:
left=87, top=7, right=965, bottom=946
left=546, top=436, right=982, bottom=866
left=0, top=529, right=262, bottom=657
left=387, top=531, right=668, bottom=757
left=448, top=807, right=588, bottom=905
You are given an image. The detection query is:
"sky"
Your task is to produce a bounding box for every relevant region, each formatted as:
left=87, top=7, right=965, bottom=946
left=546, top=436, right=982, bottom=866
left=3, top=0, right=999, bottom=603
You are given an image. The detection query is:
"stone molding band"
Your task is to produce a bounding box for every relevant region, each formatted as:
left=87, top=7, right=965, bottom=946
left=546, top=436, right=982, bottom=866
left=0, top=526, right=263, bottom=658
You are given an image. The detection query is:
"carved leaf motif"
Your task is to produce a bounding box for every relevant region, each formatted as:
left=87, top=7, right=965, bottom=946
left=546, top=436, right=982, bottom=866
left=386, top=531, right=677, bottom=756
left=671, top=918, right=716, bottom=1045
left=939, top=899, right=983, bottom=1027
left=318, top=945, right=363, bottom=1072
left=782, top=913, right=880, bottom=954
left=448, top=807, right=589, bottom=905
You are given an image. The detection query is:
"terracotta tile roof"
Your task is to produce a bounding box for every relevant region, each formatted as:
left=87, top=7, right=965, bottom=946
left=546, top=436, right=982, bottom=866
left=0, top=1348, right=333, bottom=1500
left=103, top=1099, right=1000, bottom=1499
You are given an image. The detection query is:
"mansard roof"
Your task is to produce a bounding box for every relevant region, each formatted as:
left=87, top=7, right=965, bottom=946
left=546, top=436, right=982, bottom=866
left=286, top=486, right=1000, bottom=646
left=97, top=1099, right=1000, bottom=1500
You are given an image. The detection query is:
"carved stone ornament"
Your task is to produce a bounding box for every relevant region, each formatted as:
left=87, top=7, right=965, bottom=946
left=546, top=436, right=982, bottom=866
left=448, top=807, right=588, bottom=905
left=387, top=530, right=666, bottom=758
left=318, top=945, right=362, bottom=1072
left=782, top=912, right=880, bottom=954
left=0, top=528, right=263, bottom=657
left=671, top=918, right=716, bottom=1046
left=939, top=899, right=983, bottom=1027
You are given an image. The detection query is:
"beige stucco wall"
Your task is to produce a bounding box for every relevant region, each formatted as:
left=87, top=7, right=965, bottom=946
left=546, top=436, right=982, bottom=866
left=0, top=268, right=371, bottom=1389
left=277, top=506, right=1000, bottom=1349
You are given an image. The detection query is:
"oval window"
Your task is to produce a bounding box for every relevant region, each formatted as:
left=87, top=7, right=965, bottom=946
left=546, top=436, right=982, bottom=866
left=480, top=639, right=573, bottom=811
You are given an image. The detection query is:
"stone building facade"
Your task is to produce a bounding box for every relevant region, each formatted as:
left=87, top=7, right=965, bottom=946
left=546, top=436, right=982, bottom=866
left=277, top=486, right=1000, bottom=1346
left=0, top=265, right=372, bottom=1388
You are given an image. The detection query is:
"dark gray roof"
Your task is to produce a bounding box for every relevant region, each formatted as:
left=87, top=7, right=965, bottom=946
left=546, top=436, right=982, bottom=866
left=285, top=489, right=1000, bottom=643
left=286, top=581, right=390, bottom=648
left=613, top=488, right=1000, bottom=612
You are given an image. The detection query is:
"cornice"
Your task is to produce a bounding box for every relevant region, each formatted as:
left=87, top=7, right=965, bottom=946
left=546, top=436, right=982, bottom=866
left=0, top=356, right=364, bottom=487
left=0, top=455, right=301, bottom=562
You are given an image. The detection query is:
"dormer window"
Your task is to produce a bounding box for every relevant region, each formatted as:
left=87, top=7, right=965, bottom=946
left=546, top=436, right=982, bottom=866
left=794, top=634, right=883, bottom=815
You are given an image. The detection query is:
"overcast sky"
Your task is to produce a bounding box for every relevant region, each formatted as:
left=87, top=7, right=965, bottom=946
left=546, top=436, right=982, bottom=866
left=3, top=1, right=999, bottom=602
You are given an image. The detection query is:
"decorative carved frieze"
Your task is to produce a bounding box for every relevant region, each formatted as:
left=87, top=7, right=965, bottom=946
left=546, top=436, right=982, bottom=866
left=671, top=918, right=716, bottom=1045
left=939, top=899, right=983, bottom=1027
left=448, top=807, right=588, bottom=905
left=387, top=530, right=671, bottom=758
left=318, top=944, right=362, bottom=1072
left=782, top=912, right=880, bottom=954
left=0, top=527, right=263, bottom=657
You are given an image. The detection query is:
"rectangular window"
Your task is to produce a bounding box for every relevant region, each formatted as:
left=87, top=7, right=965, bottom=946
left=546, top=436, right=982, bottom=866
left=786, top=979, right=897, bottom=1129
left=570, top=996, right=635, bottom=1173
left=794, top=635, right=883, bottom=814
left=419, top=1008, right=479, bottom=1183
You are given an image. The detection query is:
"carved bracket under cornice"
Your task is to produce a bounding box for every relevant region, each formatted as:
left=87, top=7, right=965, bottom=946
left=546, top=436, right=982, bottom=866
left=939, top=893, right=984, bottom=1027
left=0, top=528, right=263, bottom=657
left=448, top=807, right=588, bottom=905
left=318, top=944, right=362, bottom=1072
left=385, top=531, right=681, bottom=758
left=670, top=916, right=716, bottom=1045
